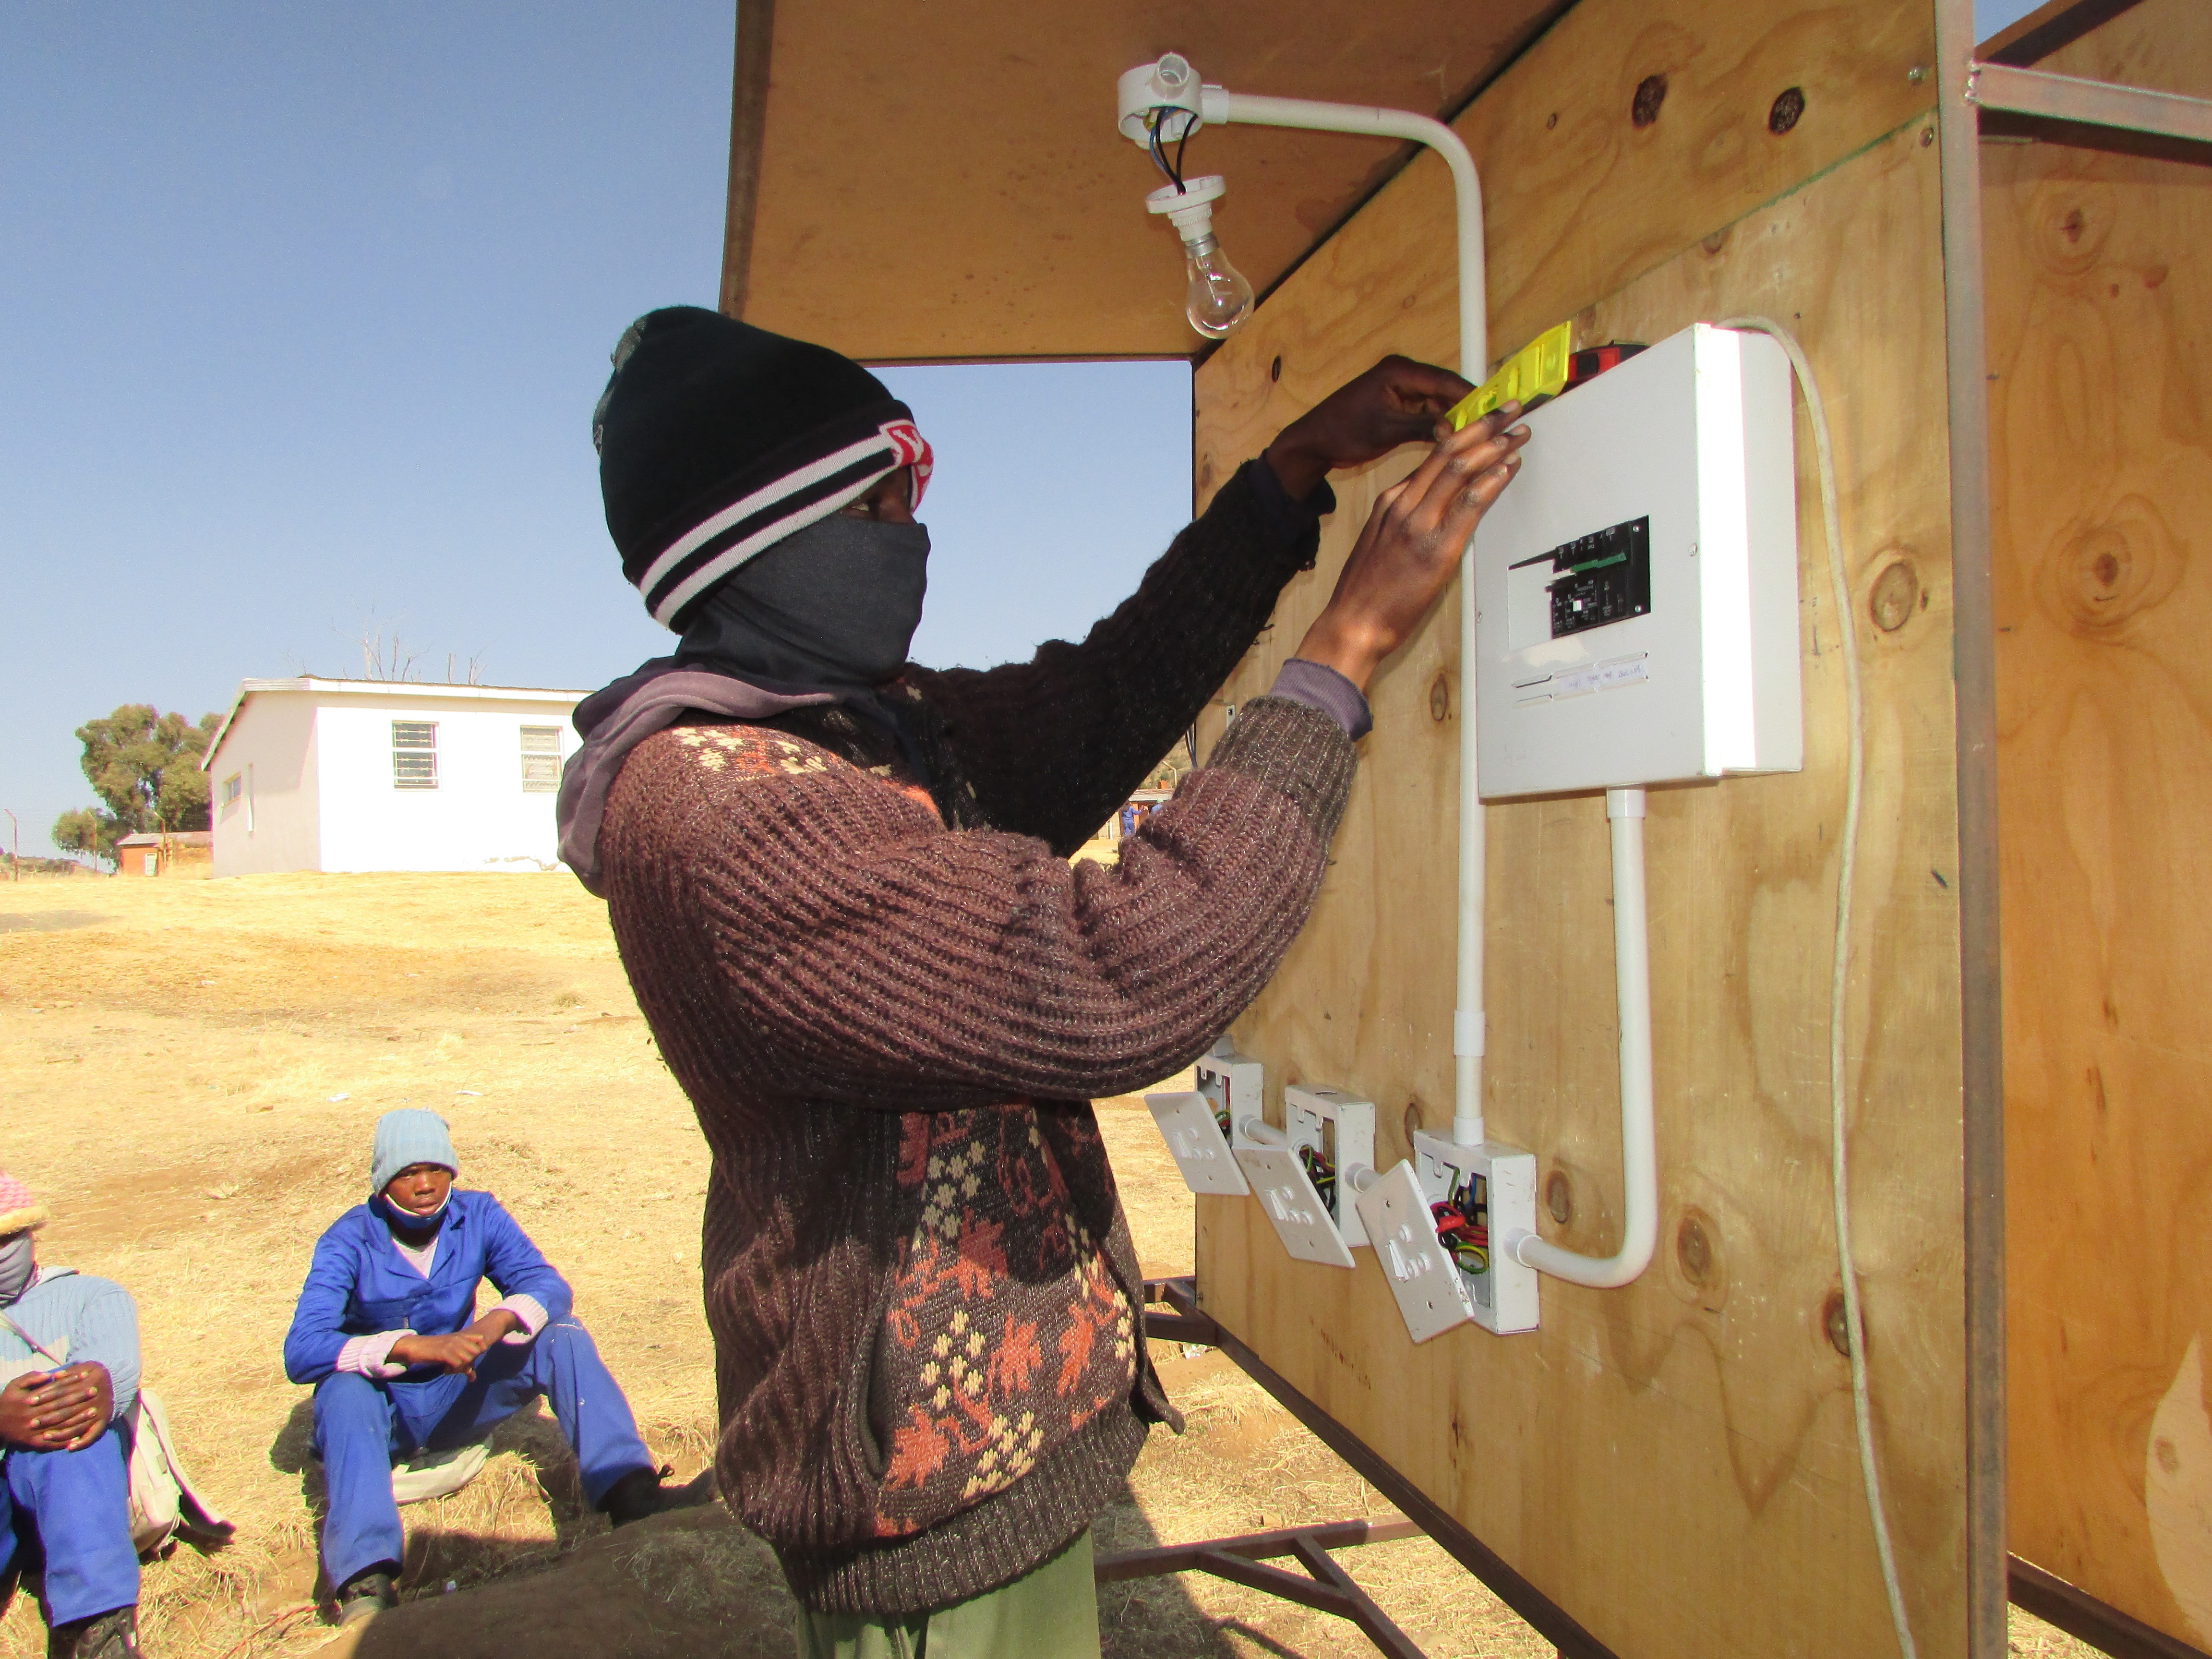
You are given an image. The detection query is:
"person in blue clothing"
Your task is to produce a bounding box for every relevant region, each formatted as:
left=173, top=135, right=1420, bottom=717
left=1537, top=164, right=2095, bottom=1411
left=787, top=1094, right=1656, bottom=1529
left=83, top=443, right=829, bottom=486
left=284, top=1110, right=703, bottom=1627
left=0, top=1167, right=147, bottom=1659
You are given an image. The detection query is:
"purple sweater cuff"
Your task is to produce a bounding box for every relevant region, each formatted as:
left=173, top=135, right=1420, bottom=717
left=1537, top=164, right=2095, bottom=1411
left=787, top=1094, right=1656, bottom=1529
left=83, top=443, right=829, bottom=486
left=1267, top=659, right=1372, bottom=742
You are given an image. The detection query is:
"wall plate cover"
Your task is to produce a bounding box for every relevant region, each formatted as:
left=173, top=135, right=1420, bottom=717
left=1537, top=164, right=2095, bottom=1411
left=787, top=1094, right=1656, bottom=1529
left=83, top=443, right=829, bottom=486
left=1283, top=1084, right=1376, bottom=1247
left=1356, top=1160, right=1476, bottom=1343
left=1234, top=1146, right=1357, bottom=1269
left=1196, top=1045, right=1266, bottom=1149
left=1145, top=1091, right=1250, bottom=1196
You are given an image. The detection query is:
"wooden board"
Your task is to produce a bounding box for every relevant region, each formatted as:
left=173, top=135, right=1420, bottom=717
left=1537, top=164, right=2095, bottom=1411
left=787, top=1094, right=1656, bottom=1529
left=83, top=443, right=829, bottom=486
left=1188, top=2, right=1969, bottom=1656
left=1989, top=0, right=2212, bottom=1646
left=727, top=0, right=1937, bottom=364
left=731, top=0, right=1564, bottom=362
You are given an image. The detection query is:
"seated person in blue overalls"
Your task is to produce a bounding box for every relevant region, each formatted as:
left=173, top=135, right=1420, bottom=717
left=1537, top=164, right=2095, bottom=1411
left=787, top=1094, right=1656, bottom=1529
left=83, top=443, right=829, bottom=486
left=0, top=1167, right=146, bottom=1659
left=284, top=1110, right=701, bottom=1625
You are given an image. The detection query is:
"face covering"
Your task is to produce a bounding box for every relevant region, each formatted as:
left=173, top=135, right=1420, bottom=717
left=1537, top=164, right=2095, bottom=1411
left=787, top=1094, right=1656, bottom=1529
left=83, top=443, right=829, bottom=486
left=0, top=1233, right=35, bottom=1306
left=676, top=513, right=930, bottom=693
left=374, top=1192, right=449, bottom=1236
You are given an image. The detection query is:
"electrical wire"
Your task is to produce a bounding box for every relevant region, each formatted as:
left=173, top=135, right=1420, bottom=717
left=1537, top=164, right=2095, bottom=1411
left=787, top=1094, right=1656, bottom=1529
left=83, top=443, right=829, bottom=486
left=1147, top=107, right=1194, bottom=192
left=1718, top=315, right=1916, bottom=1659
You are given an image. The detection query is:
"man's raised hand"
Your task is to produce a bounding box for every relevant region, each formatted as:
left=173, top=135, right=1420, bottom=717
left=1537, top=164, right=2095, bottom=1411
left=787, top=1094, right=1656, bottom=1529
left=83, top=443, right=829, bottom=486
left=1294, top=403, right=1529, bottom=694
left=1264, top=355, right=1477, bottom=501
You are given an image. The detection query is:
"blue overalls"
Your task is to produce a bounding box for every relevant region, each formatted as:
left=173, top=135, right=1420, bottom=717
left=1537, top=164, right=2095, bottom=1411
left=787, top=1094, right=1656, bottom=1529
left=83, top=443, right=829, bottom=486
left=283, top=1192, right=653, bottom=1590
left=0, top=1271, right=143, bottom=1627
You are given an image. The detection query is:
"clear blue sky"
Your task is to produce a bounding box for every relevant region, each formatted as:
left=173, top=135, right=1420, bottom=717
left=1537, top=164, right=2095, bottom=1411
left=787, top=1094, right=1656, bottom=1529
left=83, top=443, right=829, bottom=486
left=0, top=5, right=1192, bottom=861
left=1, top=0, right=2046, bottom=862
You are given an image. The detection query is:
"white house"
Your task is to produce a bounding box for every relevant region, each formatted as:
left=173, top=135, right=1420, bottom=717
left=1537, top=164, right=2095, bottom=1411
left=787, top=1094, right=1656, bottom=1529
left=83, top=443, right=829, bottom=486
left=200, top=678, right=589, bottom=877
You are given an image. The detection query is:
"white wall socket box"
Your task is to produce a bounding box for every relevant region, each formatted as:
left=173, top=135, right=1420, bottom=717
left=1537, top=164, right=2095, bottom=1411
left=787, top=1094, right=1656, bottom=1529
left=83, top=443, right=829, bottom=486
left=1283, top=1084, right=1376, bottom=1248
left=1472, top=323, right=1802, bottom=799
left=1196, top=1044, right=1266, bottom=1150
left=1145, top=1091, right=1250, bottom=1195
left=1411, top=1131, right=1539, bottom=1336
left=1357, top=1161, right=1477, bottom=1343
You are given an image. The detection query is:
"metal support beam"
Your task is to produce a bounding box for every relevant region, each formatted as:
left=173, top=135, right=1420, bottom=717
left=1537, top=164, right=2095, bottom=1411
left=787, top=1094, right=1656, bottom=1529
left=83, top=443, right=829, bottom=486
left=1967, top=60, right=2212, bottom=146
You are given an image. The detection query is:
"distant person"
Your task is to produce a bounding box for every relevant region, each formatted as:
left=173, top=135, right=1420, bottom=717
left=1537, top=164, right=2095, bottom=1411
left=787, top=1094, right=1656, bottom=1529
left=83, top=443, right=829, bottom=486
left=0, top=1169, right=147, bottom=1659
left=283, top=1110, right=705, bottom=1627
left=561, top=307, right=1523, bottom=1656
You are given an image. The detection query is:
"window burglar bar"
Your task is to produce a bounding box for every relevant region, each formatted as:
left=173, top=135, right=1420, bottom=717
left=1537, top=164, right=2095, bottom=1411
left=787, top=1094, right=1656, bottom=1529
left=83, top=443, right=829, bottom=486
left=392, top=720, right=438, bottom=789
left=520, top=725, right=562, bottom=793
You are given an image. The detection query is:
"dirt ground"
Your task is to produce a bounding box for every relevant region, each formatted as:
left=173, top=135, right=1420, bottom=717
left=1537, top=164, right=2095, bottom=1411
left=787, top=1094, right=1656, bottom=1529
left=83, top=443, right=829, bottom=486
left=0, top=871, right=2094, bottom=1658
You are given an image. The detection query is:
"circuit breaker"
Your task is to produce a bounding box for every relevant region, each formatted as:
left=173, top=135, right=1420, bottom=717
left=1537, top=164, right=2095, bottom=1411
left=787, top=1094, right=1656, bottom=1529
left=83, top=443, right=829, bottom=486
left=1472, top=323, right=1802, bottom=798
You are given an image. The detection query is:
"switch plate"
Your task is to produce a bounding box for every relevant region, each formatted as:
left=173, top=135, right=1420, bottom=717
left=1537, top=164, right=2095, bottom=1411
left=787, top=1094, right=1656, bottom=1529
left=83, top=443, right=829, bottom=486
left=1283, top=1084, right=1375, bottom=1247
left=1411, top=1131, right=1540, bottom=1335
left=1145, top=1091, right=1250, bottom=1195
left=1473, top=322, right=1801, bottom=798
left=1356, top=1160, right=1476, bottom=1343
left=1234, top=1146, right=1357, bottom=1270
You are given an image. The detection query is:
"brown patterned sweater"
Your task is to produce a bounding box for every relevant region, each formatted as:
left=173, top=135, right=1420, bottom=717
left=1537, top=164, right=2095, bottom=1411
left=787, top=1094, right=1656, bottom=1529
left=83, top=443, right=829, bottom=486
left=595, top=461, right=1358, bottom=1614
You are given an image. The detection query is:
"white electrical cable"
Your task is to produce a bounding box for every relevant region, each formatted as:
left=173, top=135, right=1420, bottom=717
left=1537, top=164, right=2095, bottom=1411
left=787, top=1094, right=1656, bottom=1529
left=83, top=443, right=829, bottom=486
left=1718, top=316, right=1916, bottom=1659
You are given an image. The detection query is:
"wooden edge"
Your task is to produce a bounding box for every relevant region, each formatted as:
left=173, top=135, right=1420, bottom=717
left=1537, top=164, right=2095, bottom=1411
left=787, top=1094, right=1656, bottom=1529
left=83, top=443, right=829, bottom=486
left=2011, top=1558, right=2212, bottom=1659
left=718, top=0, right=776, bottom=319
left=1201, top=1319, right=1623, bottom=1659
left=1937, top=0, right=2009, bottom=1654
left=1980, top=0, right=2148, bottom=67
left=1976, top=109, right=2212, bottom=167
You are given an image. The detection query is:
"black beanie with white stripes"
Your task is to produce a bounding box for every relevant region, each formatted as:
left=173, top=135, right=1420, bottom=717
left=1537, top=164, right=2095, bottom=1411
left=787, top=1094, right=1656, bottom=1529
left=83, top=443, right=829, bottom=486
left=594, top=307, right=931, bottom=631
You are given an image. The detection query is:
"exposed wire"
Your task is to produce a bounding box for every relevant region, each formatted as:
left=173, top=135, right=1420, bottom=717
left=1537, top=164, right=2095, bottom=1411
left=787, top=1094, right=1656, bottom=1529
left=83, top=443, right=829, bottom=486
left=1718, top=315, right=1915, bottom=1659
left=1148, top=106, right=1194, bottom=193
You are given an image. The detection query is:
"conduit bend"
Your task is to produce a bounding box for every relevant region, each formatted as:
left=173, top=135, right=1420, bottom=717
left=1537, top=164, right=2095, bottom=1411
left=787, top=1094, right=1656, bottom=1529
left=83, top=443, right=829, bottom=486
left=1502, top=789, right=1659, bottom=1288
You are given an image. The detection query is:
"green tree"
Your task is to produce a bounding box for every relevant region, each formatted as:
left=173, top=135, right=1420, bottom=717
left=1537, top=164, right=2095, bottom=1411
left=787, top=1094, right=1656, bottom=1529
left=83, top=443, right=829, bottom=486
left=56, top=706, right=223, bottom=865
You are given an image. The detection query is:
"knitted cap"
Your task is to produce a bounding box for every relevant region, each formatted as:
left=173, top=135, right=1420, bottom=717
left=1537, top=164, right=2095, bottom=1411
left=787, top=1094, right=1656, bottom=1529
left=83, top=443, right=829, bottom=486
left=0, top=1169, right=49, bottom=1237
left=594, top=306, right=934, bottom=632
left=370, top=1109, right=458, bottom=1196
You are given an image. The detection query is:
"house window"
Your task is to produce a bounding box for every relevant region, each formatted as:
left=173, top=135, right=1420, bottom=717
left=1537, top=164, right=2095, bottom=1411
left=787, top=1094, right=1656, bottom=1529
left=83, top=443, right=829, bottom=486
left=220, top=773, right=243, bottom=813
left=519, top=726, right=562, bottom=793
left=392, top=721, right=438, bottom=789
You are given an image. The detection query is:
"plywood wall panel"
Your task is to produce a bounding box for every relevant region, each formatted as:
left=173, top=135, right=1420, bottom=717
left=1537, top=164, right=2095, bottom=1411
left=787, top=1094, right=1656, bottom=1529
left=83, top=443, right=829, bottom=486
left=1188, top=4, right=1965, bottom=1652
left=1988, top=6, right=2212, bottom=1640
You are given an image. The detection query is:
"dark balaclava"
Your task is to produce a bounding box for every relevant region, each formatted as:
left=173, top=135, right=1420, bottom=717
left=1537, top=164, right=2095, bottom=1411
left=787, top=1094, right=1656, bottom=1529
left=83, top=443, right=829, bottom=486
left=593, top=307, right=935, bottom=693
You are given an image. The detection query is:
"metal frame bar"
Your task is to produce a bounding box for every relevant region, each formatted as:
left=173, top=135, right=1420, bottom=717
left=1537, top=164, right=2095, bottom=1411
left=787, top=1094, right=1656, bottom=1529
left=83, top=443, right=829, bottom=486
left=1097, top=1516, right=1430, bottom=1659
left=1938, top=0, right=2009, bottom=1653
left=1139, top=1281, right=1622, bottom=1659
left=2011, top=1558, right=2212, bottom=1659
left=1968, top=60, right=2212, bottom=146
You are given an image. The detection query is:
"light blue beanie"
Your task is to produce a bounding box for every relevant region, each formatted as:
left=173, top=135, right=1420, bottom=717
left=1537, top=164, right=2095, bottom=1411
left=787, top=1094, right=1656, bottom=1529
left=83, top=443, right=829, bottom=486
left=370, top=1109, right=459, bottom=1196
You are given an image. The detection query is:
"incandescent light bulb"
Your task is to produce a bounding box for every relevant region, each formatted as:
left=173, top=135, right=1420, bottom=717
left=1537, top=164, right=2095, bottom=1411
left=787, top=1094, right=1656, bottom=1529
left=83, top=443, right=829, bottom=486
left=1146, top=175, right=1253, bottom=340
left=1182, top=235, right=1254, bottom=339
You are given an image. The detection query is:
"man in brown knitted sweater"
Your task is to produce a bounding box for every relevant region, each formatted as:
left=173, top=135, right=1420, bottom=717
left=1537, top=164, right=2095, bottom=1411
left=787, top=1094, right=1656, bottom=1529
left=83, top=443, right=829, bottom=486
left=560, top=307, right=1526, bottom=1655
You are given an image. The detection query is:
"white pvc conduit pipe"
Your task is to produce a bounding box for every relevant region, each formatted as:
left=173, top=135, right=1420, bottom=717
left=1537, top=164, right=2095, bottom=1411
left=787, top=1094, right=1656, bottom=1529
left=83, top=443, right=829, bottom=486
left=1205, top=89, right=1493, bottom=1152
left=1504, top=789, right=1659, bottom=1287
left=1206, top=83, right=1657, bottom=1290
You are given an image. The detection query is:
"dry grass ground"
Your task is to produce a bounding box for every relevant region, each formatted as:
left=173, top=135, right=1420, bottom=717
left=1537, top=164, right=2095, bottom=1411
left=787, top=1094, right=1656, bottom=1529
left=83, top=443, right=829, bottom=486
left=0, top=871, right=2093, bottom=1658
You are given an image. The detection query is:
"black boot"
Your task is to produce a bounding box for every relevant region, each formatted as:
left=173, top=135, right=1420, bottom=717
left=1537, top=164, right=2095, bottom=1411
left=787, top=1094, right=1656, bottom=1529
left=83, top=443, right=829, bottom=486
left=332, top=1566, right=400, bottom=1627
left=46, top=1607, right=140, bottom=1659
left=600, top=1463, right=717, bottom=1528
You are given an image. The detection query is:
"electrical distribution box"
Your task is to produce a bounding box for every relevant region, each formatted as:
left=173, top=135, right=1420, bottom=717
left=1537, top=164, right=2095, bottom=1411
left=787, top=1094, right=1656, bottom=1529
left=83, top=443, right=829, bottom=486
left=1472, top=323, right=1802, bottom=799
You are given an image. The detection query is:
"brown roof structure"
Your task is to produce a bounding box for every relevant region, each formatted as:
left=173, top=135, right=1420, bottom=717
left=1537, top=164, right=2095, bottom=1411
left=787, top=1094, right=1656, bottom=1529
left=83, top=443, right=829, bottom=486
left=721, top=0, right=1567, bottom=362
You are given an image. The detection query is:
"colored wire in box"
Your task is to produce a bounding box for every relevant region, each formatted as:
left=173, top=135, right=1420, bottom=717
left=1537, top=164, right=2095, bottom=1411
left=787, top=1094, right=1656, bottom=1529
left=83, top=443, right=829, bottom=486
left=1298, top=1142, right=1337, bottom=1211
left=1431, top=1199, right=1491, bottom=1277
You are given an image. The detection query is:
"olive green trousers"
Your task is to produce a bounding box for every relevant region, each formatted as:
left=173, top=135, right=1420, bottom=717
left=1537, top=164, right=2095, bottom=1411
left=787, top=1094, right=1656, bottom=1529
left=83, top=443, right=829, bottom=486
left=794, top=1530, right=1100, bottom=1659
